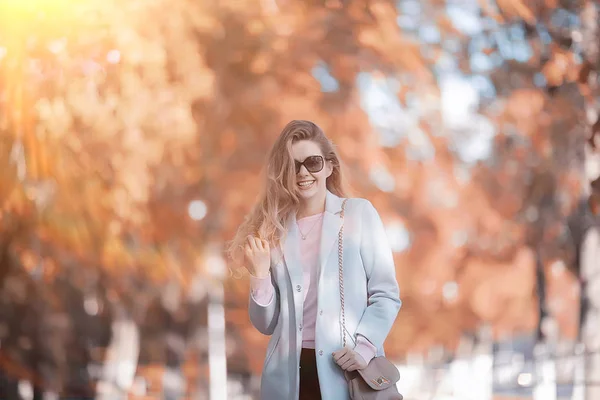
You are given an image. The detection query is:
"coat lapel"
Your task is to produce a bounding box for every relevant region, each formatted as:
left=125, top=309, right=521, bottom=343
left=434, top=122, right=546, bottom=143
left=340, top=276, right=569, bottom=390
left=319, top=191, right=344, bottom=277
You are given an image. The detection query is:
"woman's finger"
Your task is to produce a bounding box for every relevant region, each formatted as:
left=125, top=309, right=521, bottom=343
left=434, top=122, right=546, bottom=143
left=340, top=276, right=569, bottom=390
left=340, top=359, right=354, bottom=371
left=256, top=237, right=264, bottom=251
left=346, top=362, right=358, bottom=372
left=336, top=352, right=351, bottom=366
left=261, top=239, right=269, bottom=251
left=249, top=236, right=259, bottom=251
left=332, top=347, right=347, bottom=362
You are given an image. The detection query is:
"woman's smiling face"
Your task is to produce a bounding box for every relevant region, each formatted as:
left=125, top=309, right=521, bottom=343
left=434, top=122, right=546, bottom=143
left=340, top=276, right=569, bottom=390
left=291, top=140, right=332, bottom=203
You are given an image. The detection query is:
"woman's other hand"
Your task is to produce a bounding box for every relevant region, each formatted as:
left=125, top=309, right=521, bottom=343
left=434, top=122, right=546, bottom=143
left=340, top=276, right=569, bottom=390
left=244, top=236, right=271, bottom=278
left=332, top=346, right=368, bottom=372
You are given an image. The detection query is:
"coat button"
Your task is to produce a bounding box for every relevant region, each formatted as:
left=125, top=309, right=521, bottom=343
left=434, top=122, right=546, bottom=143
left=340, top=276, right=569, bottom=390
left=319, top=310, right=323, bottom=316
left=318, top=350, right=323, bottom=356
left=296, top=285, right=302, bottom=292
left=299, top=325, right=303, bottom=331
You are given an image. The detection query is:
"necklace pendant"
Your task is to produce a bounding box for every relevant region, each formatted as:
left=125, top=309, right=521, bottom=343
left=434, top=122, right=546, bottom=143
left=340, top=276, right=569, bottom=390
left=301, top=235, right=306, bottom=240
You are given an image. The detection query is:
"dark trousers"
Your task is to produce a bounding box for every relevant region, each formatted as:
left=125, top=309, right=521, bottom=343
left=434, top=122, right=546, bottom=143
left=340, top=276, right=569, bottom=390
left=299, top=348, right=322, bottom=400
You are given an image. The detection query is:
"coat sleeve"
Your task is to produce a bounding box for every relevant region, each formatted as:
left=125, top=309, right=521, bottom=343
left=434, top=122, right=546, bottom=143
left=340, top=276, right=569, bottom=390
left=354, top=200, right=402, bottom=350
left=248, top=271, right=280, bottom=335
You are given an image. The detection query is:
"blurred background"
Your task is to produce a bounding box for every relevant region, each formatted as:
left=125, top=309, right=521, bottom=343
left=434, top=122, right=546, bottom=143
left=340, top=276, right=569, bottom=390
left=1, top=0, right=600, bottom=399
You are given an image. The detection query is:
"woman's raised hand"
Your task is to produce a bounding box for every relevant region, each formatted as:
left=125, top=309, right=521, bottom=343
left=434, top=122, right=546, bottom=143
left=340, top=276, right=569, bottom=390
left=243, top=236, right=271, bottom=278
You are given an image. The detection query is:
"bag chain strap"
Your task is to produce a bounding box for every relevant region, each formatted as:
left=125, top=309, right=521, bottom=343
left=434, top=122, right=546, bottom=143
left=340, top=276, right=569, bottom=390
left=339, top=198, right=348, bottom=348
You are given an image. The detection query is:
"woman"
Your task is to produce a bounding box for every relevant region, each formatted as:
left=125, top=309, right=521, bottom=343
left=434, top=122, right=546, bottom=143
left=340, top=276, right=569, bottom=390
left=229, top=120, right=401, bottom=399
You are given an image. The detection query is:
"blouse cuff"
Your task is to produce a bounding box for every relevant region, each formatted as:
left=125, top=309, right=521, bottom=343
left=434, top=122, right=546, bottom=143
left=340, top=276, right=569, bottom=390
left=250, top=274, right=274, bottom=306
left=354, top=334, right=377, bottom=365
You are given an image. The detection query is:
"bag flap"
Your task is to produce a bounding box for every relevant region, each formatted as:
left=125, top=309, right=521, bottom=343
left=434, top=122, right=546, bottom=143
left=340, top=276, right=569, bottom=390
left=356, top=356, right=400, bottom=390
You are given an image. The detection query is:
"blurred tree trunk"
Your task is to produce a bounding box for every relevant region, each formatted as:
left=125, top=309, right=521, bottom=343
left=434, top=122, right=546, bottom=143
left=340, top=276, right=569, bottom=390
left=96, top=306, right=139, bottom=400
left=581, top=226, right=600, bottom=399
left=580, top=1, right=600, bottom=398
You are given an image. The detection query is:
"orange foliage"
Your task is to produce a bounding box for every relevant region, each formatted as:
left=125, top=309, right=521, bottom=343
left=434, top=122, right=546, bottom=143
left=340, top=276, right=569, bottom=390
left=0, top=0, right=598, bottom=376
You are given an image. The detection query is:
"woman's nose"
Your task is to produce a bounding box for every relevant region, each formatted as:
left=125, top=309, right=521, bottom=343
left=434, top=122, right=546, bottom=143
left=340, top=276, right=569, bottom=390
left=298, top=164, right=309, bottom=175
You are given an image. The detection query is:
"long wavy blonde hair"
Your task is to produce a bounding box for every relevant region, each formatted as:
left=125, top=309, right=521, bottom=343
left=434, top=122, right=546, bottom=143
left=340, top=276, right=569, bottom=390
left=228, top=120, right=348, bottom=265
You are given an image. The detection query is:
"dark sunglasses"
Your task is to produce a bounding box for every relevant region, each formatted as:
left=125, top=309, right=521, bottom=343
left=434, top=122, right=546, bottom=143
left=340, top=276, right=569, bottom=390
left=295, top=155, right=325, bottom=174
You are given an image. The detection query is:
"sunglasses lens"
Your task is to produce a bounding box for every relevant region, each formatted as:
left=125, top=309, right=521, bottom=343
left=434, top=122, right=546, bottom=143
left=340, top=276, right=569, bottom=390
left=305, top=156, right=324, bottom=172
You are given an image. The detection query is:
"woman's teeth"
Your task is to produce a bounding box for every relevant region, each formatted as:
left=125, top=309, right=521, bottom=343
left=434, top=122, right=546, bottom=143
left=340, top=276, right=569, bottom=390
left=298, top=180, right=315, bottom=189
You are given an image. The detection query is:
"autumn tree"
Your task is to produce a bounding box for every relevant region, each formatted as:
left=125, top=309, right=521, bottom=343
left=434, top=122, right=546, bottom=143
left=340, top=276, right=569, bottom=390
left=1, top=0, right=599, bottom=396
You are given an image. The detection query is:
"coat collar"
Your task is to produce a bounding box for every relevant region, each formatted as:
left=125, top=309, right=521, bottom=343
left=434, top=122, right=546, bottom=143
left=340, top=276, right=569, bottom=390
left=281, top=190, right=345, bottom=289
left=319, top=191, right=344, bottom=275
left=324, top=190, right=344, bottom=216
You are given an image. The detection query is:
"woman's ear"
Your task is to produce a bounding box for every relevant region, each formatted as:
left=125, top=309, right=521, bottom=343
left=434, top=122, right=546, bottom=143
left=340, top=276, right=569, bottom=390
left=326, top=160, right=334, bottom=178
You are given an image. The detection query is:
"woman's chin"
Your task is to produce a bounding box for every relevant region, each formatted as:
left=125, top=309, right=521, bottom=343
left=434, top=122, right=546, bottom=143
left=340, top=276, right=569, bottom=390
left=298, top=191, right=315, bottom=201
left=297, top=186, right=323, bottom=202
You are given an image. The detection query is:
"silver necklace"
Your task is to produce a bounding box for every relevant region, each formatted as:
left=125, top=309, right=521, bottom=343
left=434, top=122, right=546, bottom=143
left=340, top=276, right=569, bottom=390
left=297, top=214, right=323, bottom=240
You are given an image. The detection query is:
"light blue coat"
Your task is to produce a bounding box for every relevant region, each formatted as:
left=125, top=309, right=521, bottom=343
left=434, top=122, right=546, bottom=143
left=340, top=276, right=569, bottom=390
left=249, top=190, right=402, bottom=400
